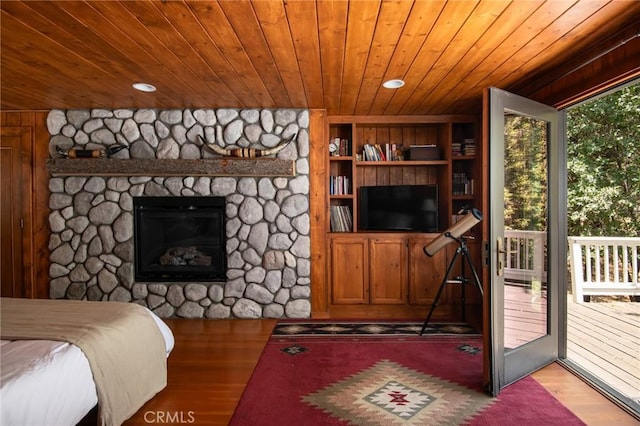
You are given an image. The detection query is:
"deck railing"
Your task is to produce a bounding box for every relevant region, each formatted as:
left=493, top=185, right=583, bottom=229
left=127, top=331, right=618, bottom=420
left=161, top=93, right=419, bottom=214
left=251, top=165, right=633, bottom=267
left=569, top=236, right=640, bottom=303
left=503, top=232, right=640, bottom=303
left=504, top=230, right=547, bottom=284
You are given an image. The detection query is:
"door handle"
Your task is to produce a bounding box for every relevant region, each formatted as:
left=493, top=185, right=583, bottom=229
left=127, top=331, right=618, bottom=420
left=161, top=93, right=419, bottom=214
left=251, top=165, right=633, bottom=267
left=497, top=238, right=506, bottom=276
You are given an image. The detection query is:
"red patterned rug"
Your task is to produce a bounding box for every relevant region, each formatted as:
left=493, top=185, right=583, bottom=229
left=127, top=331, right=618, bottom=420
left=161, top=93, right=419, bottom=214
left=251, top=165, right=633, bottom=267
left=230, top=335, right=585, bottom=425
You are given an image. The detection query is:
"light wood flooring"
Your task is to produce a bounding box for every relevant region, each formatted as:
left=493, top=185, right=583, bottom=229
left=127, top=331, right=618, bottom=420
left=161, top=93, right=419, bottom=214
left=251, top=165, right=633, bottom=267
left=123, top=319, right=638, bottom=426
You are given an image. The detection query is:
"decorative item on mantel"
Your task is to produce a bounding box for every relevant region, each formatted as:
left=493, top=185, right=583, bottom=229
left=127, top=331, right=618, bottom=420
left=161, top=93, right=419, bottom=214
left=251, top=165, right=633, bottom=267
left=198, top=132, right=297, bottom=158
left=55, top=143, right=127, bottom=159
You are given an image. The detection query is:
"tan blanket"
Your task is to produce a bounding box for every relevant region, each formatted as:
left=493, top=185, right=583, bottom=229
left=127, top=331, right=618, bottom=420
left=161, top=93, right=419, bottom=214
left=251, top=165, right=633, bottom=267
left=0, top=298, right=167, bottom=426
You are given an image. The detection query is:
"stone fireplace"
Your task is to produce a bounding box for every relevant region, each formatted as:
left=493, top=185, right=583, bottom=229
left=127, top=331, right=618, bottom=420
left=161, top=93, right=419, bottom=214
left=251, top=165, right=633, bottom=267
left=133, top=196, right=226, bottom=282
left=46, top=108, right=311, bottom=319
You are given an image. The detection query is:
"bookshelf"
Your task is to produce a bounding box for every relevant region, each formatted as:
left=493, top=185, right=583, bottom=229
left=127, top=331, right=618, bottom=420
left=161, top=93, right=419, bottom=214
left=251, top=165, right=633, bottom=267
left=327, top=116, right=481, bottom=235
left=328, top=122, right=354, bottom=232
left=325, top=115, right=482, bottom=319
left=451, top=122, right=480, bottom=226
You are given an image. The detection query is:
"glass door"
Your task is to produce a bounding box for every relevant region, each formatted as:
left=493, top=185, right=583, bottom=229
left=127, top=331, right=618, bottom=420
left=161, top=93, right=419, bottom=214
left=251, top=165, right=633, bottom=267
left=485, top=87, right=563, bottom=394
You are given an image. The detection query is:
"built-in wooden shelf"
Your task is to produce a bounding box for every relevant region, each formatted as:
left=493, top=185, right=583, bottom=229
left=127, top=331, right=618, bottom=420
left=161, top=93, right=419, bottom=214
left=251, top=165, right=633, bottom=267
left=46, top=158, right=296, bottom=177
left=355, top=160, right=448, bottom=166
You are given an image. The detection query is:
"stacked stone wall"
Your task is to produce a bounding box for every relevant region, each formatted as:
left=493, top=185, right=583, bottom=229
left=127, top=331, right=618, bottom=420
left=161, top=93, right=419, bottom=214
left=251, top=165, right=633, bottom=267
left=47, top=108, right=311, bottom=319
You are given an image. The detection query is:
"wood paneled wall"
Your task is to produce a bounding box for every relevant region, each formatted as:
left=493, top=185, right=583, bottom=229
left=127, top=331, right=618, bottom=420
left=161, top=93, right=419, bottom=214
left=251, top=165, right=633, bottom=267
left=0, top=111, right=50, bottom=299
left=308, top=109, right=329, bottom=317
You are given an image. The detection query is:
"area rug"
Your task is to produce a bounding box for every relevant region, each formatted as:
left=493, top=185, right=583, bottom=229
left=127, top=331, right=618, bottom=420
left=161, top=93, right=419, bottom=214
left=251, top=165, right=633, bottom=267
left=272, top=321, right=478, bottom=337
left=230, top=334, right=585, bottom=425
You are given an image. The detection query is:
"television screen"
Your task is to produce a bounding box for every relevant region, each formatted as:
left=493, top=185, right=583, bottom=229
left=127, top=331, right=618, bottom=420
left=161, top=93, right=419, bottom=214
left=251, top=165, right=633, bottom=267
left=359, top=185, right=438, bottom=232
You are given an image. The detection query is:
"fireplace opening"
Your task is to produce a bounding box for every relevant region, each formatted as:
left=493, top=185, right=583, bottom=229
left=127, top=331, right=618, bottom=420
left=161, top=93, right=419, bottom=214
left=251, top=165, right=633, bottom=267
left=134, top=196, right=226, bottom=282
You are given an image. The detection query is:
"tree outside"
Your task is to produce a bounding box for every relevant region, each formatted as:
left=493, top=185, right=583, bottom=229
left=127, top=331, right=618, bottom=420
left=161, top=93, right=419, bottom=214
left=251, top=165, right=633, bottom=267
left=504, top=115, right=547, bottom=232
left=567, top=83, right=640, bottom=237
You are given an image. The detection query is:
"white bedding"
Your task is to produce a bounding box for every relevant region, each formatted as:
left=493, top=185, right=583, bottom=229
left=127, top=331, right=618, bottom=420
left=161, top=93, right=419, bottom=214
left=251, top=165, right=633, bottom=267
left=0, top=308, right=174, bottom=426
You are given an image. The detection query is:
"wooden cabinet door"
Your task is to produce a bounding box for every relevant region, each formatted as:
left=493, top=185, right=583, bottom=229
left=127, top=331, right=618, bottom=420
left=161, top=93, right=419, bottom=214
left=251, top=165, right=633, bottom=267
left=330, top=236, right=369, bottom=304
left=408, top=237, right=447, bottom=305
left=369, top=237, right=407, bottom=304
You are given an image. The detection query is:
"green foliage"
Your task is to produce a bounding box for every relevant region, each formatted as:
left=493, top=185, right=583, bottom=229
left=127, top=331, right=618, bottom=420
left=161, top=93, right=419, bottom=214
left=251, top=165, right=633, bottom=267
left=567, top=83, right=640, bottom=237
left=504, top=116, right=547, bottom=231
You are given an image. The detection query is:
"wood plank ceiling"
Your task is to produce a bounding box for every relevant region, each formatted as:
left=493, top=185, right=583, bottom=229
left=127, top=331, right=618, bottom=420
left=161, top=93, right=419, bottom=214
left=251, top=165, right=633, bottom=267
left=1, top=0, right=639, bottom=115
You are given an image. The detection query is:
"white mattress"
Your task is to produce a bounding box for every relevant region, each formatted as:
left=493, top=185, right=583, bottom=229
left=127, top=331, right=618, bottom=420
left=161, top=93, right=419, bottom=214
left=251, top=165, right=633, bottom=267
left=0, top=308, right=174, bottom=426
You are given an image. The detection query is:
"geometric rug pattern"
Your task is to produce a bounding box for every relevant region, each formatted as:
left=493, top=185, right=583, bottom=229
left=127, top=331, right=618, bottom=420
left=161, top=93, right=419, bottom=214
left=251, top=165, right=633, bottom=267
left=273, top=321, right=479, bottom=337
left=230, top=332, right=586, bottom=425
left=303, top=359, right=495, bottom=425
left=280, top=343, right=309, bottom=356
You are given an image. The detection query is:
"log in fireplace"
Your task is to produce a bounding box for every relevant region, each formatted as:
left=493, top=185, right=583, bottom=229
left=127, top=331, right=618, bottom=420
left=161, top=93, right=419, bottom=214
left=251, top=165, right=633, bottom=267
left=133, top=196, right=226, bottom=282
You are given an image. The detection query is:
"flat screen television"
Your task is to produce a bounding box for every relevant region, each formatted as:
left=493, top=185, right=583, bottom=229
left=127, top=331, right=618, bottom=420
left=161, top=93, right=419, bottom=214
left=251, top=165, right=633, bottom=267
left=359, top=184, right=439, bottom=232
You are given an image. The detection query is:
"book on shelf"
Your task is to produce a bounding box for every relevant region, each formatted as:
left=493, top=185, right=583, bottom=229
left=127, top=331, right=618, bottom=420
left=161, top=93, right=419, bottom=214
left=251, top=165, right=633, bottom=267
left=362, top=144, right=378, bottom=161
left=452, top=173, right=474, bottom=195
left=329, top=137, right=351, bottom=156
left=362, top=143, right=403, bottom=161
left=340, top=138, right=350, bottom=156
left=463, top=138, right=476, bottom=156
left=452, top=138, right=476, bottom=156
left=330, top=205, right=353, bottom=232
left=329, top=175, right=350, bottom=195
left=452, top=141, right=463, bottom=156
left=342, top=205, right=353, bottom=231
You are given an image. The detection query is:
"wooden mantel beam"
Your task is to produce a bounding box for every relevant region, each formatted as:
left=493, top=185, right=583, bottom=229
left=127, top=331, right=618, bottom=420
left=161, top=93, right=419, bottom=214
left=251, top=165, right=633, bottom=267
left=46, top=158, right=296, bottom=177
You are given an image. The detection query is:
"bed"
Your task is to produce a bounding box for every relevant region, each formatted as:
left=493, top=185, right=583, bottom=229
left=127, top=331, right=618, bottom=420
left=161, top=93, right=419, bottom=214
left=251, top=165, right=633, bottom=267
left=0, top=297, right=175, bottom=426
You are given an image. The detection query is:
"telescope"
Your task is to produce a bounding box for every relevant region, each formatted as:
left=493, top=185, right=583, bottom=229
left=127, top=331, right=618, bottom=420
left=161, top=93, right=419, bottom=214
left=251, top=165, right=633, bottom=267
left=419, top=207, right=483, bottom=336
left=423, top=208, right=482, bottom=256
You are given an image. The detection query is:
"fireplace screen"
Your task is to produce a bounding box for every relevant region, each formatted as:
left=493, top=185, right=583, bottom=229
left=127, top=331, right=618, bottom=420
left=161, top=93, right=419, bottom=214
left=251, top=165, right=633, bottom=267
left=134, top=197, right=226, bottom=282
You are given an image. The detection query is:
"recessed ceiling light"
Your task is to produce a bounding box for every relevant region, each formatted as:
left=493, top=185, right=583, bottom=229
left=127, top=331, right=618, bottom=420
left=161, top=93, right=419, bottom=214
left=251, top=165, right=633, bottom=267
left=132, top=82, right=156, bottom=93
left=383, top=79, right=405, bottom=89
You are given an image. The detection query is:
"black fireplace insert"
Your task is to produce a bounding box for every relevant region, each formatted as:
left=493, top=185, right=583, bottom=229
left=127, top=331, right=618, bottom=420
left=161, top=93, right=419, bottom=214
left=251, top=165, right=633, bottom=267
left=134, top=196, right=226, bottom=282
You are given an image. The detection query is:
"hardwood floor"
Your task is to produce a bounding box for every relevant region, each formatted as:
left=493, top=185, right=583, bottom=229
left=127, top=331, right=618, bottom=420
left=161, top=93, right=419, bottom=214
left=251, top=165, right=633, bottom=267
left=124, top=319, right=638, bottom=425
left=123, top=319, right=276, bottom=426
left=532, top=363, right=639, bottom=426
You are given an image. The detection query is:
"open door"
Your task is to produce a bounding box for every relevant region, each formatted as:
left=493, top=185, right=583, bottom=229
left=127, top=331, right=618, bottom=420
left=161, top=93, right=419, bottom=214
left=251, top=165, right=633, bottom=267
left=484, top=87, right=563, bottom=395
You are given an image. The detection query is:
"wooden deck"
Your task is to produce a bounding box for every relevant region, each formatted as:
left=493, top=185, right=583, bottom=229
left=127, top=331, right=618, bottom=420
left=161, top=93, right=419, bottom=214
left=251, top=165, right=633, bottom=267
left=504, top=284, right=640, bottom=408
left=567, top=297, right=640, bottom=404
left=504, top=283, right=547, bottom=349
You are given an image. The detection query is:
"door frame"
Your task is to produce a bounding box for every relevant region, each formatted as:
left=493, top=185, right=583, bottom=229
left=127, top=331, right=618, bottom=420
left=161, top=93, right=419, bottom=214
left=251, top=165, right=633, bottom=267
left=0, top=126, right=34, bottom=298
left=483, top=87, right=566, bottom=395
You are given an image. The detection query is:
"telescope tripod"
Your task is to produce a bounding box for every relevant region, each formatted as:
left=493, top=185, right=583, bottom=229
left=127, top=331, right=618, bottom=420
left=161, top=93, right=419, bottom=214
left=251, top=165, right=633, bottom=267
left=419, top=235, right=483, bottom=336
